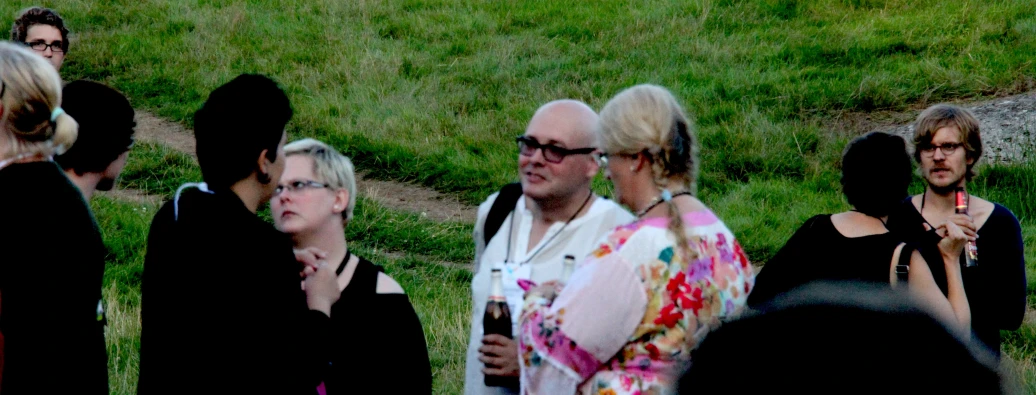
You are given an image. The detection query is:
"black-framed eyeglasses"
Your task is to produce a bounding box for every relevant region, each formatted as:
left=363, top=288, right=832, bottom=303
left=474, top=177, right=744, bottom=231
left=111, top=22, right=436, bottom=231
left=24, top=40, right=65, bottom=53
left=919, top=142, right=963, bottom=157
left=274, top=179, right=329, bottom=196
left=516, top=136, right=595, bottom=164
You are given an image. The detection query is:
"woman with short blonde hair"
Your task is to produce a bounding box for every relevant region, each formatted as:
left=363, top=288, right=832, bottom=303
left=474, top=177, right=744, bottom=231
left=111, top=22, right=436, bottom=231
left=1, top=42, right=108, bottom=394
left=518, top=84, right=754, bottom=394
left=271, top=138, right=432, bottom=394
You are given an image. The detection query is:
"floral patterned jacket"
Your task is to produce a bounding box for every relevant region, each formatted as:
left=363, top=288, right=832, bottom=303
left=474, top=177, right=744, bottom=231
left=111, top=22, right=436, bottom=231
left=518, top=210, right=754, bottom=395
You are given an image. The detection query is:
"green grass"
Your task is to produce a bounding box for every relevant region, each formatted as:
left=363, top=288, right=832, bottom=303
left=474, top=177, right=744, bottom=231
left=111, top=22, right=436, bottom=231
left=9, top=0, right=1034, bottom=202
left=4, top=0, right=1035, bottom=393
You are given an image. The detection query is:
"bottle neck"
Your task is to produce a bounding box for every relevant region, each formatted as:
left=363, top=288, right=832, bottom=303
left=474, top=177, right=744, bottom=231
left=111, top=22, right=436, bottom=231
left=560, top=259, right=575, bottom=283
left=489, top=273, right=505, bottom=302
left=954, top=189, right=969, bottom=214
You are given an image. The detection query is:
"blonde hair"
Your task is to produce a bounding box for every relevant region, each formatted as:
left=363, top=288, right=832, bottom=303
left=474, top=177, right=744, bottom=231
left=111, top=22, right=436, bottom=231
left=284, top=138, right=357, bottom=224
left=599, top=84, right=700, bottom=261
left=0, top=42, right=76, bottom=159
left=0, top=41, right=76, bottom=160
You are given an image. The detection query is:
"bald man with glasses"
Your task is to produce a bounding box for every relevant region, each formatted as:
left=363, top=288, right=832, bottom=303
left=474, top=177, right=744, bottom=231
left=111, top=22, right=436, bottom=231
left=464, top=100, right=634, bottom=394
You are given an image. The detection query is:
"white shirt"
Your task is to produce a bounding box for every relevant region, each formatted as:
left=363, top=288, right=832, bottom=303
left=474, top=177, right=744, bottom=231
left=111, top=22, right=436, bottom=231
left=464, top=193, right=635, bottom=395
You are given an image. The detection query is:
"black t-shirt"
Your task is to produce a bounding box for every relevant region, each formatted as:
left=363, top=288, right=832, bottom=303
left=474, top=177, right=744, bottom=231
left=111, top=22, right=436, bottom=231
left=748, top=214, right=903, bottom=308
left=0, top=161, right=108, bottom=394
left=886, top=199, right=1027, bottom=356
left=323, top=256, right=432, bottom=394
left=138, top=187, right=331, bottom=394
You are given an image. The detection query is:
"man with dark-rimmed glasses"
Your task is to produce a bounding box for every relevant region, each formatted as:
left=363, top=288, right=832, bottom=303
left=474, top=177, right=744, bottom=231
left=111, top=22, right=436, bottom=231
left=10, top=6, right=70, bottom=71
left=887, top=103, right=1026, bottom=360
left=464, top=100, right=634, bottom=394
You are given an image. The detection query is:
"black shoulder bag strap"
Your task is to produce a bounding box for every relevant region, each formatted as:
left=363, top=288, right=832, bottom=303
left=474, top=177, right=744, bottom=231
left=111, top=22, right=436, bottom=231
left=895, top=243, right=914, bottom=284
left=483, top=182, right=523, bottom=246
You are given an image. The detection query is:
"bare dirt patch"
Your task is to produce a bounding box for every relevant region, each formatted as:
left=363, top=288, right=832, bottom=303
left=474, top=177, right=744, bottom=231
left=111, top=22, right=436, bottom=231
left=132, top=110, right=477, bottom=223
left=135, top=111, right=196, bottom=158
left=358, top=174, right=477, bottom=223
left=98, top=188, right=164, bottom=206
left=833, top=91, right=1036, bottom=163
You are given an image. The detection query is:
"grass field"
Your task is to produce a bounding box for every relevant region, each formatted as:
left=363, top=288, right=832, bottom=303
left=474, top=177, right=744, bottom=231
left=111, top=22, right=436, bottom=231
left=4, top=1, right=1036, bottom=393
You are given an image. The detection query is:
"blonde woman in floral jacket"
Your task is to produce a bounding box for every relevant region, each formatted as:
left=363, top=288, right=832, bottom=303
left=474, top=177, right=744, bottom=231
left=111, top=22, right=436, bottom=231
left=518, top=84, right=755, bottom=395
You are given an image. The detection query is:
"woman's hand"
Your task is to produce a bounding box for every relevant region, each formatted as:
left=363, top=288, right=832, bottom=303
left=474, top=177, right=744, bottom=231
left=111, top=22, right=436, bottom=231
left=294, top=247, right=328, bottom=276
left=295, top=247, right=339, bottom=316
left=937, top=221, right=968, bottom=262
left=526, top=280, right=562, bottom=303
left=927, top=214, right=978, bottom=240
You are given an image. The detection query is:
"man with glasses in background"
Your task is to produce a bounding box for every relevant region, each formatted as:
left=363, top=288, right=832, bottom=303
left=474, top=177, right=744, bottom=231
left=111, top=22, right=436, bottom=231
left=10, top=6, right=69, bottom=71
left=464, top=100, right=634, bottom=394
left=887, top=103, right=1026, bottom=359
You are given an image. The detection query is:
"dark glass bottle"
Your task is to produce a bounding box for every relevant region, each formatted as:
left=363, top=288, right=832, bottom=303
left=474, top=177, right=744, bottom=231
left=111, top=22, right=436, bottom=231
left=483, top=269, right=515, bottom=387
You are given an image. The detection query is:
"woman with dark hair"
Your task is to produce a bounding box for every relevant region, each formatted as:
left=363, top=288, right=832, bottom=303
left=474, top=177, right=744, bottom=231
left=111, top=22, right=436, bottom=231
left=748, top=131, right=972, bottom=335
left=138, top=74, right=341, bottom=394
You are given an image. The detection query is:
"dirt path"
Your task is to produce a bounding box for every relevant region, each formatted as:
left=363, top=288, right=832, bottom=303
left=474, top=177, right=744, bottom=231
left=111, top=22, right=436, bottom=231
left=128, top=90, right=1036, bottom=225
left=132, top=111, right=478, bottom=223
left=838, top=91, right=1036, bottom=163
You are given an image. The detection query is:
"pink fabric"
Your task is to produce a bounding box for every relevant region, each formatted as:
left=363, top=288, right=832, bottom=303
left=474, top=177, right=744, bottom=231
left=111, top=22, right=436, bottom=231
left=519, top=209, right=755, bottom=395
left=522, top=312, right=601, bottom=380
left=316, top=381, right=326, bottom=395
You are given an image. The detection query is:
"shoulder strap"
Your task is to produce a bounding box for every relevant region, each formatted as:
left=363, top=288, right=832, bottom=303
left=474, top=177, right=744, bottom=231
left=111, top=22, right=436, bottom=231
left=352, top=257, right=383, bottom=294
left=483, top=182, right=523, bottom=245
left=895, top=243, right=914, bottom=284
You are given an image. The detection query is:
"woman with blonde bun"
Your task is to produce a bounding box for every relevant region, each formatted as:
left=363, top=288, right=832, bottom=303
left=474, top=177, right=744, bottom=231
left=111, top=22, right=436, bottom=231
left=0, top=42, right=107, bottom=394
left=517, top=84, right=754, bottom=394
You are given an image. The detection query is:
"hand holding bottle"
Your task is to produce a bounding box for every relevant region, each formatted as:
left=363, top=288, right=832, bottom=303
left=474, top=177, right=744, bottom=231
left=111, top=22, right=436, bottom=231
left=937, top=221, right=968, bottom=262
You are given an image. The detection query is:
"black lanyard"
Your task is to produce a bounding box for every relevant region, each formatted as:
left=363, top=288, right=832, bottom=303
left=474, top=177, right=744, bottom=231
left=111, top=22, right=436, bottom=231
left=505, top=190, right=594, bottom=265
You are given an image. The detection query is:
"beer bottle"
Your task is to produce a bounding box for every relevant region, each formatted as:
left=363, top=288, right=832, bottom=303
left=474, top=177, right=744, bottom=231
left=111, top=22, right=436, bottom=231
left=955, top=187, right=979, bottom=267
left=560, top=255, right=576, bottom=285
left=483, top=269, right=515, bottom=387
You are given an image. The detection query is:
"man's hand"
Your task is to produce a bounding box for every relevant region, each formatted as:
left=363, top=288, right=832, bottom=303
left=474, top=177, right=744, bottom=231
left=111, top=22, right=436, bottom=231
left=478, top=334, right=520, bottom=377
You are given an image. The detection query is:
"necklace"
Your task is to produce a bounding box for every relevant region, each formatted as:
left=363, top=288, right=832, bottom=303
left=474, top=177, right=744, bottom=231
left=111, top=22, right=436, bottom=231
left=505, top=189, right=595, bottom=265
left=636, top=191, right=692, bottom=217
left=919, top=188, right=967, bottom=231
left=336, top=249, right=353, bottom=277
left=849, top=209, right=889, bottom=230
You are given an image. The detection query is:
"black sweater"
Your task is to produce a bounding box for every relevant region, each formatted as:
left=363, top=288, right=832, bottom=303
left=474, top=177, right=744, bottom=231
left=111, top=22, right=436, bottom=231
left=887, top=199, right=1027, bottom=356
left=748, top=214, right=903, bottom=308
left=0, top=162, right=108, bottom=394
left=323, top=256, right=432, bottom=394
left=138, top=187, right=331, bottom=393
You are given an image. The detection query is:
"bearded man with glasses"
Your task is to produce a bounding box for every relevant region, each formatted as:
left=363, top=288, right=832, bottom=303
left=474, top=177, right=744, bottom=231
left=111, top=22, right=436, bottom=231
left=887, top=103, right=1026, bottom=360
left=464, top=100, right=634, bottom=394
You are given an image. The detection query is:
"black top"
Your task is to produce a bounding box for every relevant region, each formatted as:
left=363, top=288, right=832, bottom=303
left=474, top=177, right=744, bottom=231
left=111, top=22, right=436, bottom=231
left=138, top=187, right=332, bottom=394
left=0, top=162, right=108, bottom=394
left=887, top=199, right=1027, bottom=356
left=748, top=214, right=903, bottom=308
left=323, top=256, right=432, bottom=395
